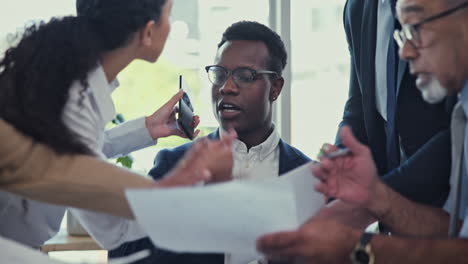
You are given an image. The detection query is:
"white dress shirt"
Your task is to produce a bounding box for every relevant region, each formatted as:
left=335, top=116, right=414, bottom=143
left=444, top=81, right=468, bottom=238
left=375, top=0, right=408, bottom=162
left=229, top=127, right=280, bottom=182
left=65, top=65, right=156, bottom=250
left=62, top=64, right=156, bottom=158
left=0, top=64, right=156, bottom=248
left=375, top=0, right=394, bottom=121
left=223, top=127, right=280, bottom=264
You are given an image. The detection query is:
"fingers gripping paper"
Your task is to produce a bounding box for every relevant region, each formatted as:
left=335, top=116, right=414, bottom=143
left=125, top=163, right=324, bottom=255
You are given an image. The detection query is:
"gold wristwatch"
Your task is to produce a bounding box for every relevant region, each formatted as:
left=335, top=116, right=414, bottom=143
left=350, top=232, right=375, bottom=264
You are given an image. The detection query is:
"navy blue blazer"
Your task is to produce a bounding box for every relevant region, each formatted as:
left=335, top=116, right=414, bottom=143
left=109, top=131, right=311, bottom=264
left=339, top=0, right=455, bottom=206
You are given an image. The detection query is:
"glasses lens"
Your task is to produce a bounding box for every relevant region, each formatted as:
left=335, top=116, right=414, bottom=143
left=232, top=68, right=255, bottom=84
left=394, top=30, right=404, bottom=48
left=409, top=26, right=421, bottom=47
left=207, top=66, right=227, bottom=86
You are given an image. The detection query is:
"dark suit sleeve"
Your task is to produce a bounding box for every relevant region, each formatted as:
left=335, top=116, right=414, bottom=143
left=148, top=149, right=172, bottom=180
left=336, top=0, right=368, bottom=146
left=382, top=130, right=451, bottom=207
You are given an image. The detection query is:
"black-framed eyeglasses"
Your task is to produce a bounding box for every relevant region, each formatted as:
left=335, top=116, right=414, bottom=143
left=394, top=1, right=468, bottom=49
left=205, top=65, right=278, bottom=88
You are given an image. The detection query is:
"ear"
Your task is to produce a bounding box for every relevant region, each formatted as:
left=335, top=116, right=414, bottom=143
left=139, top=20, right=157, bottom=47
left=270, top=76, right=284, bottom=102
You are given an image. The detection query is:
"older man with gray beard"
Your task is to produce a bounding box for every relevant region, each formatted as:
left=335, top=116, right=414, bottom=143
left=256, top=0, right=468, bottom=263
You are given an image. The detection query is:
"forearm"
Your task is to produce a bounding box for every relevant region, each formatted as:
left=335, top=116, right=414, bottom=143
left=5, top=153, right=153, bottom=219
left=314, top=200, right=376, bottom=230
left=372, top=235, right=468, bottom=263
left=70, top=208, right=146, bottom=250
left=0, top=119, right=154, bottom=219
left=369, top=180, right=450, bottom=237
left=103, top=117, right=156, bottom=158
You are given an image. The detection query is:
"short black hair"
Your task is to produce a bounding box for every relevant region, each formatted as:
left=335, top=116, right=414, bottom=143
left=218, top=21, right=287, bottom=76
left=76, top=0, right=167, bottom=50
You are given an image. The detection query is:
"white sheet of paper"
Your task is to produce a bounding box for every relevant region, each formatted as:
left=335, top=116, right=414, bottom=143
left=126, top=181, right=297, bottom=256
left=276, top=163, right=326, bottom=224
left=125, top=162, right=324, bottom=255
left=245, top=162, right=325, bottom=224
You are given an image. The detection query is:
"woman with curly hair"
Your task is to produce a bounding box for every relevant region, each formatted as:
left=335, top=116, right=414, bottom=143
left=0, top=0, right=235, bottom=251
left=1, top=0, right=183, bottom=156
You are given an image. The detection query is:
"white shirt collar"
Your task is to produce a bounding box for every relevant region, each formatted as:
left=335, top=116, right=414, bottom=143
left=87, top=64, right=119, bottom=125
left=221, top=124, right=280, bottom=161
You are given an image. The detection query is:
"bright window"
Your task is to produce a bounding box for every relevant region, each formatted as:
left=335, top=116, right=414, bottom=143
left=112, top=0, right=270, bottom=172
left=290, top=0, right=349, bottom=158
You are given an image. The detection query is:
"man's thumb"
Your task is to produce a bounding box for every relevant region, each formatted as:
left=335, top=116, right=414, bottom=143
left=340, top=126, right=366, bottom=155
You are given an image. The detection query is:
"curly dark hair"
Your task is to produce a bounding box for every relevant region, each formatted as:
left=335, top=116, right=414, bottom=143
left=218, top=21, right=287, bottom=76
left=0, top=0, right=167, bottom=155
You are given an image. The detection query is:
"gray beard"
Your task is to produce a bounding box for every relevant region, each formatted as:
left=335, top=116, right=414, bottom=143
left=419, top=77, right=448, bottom=104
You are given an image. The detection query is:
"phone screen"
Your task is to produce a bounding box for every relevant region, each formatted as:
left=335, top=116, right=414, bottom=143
left=178, top=75, right=195, bottom=140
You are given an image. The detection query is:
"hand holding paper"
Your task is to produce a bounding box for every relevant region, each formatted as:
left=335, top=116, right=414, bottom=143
left=125, top=162, right=324, bottom=255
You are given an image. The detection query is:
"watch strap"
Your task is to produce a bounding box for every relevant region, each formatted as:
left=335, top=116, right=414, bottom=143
left=360, top=232, right=374, bottom=246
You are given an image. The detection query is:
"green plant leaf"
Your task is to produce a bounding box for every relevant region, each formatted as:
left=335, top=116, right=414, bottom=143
left=116, top=156, right=133, bottom=169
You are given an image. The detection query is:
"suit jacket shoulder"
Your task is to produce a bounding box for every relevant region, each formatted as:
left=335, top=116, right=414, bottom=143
left=278, top=140, right=311, bottom=175
left=149, top=142, right=192, bottom=180
left=149, top=133, right=313, bottom=179
left=148, top=132, right=219, bottom=180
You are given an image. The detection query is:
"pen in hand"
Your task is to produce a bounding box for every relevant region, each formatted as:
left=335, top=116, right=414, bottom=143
left=320, top=148, right=351, bottom=159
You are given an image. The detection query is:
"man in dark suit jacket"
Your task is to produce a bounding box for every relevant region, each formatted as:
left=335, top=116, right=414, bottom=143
left=313, top=0, right=456, bottom=231
left=109, top=21, right=310, bottom=264
left=337, top=0, right=455, bottom=206
left=110, top=131, right=310, bottom=264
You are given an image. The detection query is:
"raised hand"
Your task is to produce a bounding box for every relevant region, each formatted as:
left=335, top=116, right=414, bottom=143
left=203, top=129, right=237, bottom=184
left=155, top=138, right=212, bottom=187
left=257, top=219, right=359, bottom=264
left=313, top=126, right=380, bottom=208
left=155, top=129, right=236, bottom=187
left=145, top=90, right=200, bottom=140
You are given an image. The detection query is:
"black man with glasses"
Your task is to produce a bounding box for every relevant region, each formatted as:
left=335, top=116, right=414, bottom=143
left=257, top=1, right=468, bottom=263
left=109, top=21, right=311, bottom=264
